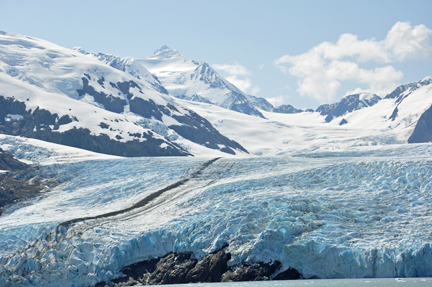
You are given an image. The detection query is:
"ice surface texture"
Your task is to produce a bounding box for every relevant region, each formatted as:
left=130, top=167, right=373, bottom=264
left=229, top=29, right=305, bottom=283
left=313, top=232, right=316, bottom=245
left=1, top=143, right=432, bottom=286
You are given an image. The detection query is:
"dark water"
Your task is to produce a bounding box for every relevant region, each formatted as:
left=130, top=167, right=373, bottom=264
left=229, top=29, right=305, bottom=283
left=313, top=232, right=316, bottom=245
left=144, top=278, right=432, bottom=286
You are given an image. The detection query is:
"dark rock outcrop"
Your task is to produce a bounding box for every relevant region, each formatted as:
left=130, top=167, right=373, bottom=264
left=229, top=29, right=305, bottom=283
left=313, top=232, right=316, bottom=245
left=339, top=118, right=348, bottom=125
left=221, top=261, right=281, bottom=282
left=389, top=106, right=398, bottom=121
left=84, top=51, right=169, bottom=95
left=408, top=104, right=432, bottom=143
left=384, top=77, right=432, bottom=103
left=273, top=267, right=302, bottom=280
left=183, top=250, right=231, bottom=282
left=0, top=169, right=47, bottom=211
left=316, top=93, right=381, bottom=123
left=0, top=96, right=189, bottom=157
left=129, top=97, right=164, bottom=121
left=171, top=110, right=247, bottom=154
left=0, top=148, right=29, bottom=171
left=249, top=96, right=274, bottom=112
left=77, top=77, right=126, bottom=113
left=106, top=250, right=301, bottom=287
left=145, top=252, right=198, bottom=285
left=226, top=92, right=265, bottom=119
left=0, top=149, right=58, bottom=212
left=273, top=104, right=303, bottom=114
left=130, top=95, right=248, bottom=154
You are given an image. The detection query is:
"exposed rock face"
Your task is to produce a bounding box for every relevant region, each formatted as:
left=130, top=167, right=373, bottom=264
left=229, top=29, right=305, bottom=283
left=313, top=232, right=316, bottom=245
left=385, top=77, right=432, bottom=103
left=77, top=77, right=127, bottom=113
left=75, top=49, right=169, bottom=95
left=389, top=107, right=399, bottom=121
left=408, top=104, right=432, bottom=143
left=316, top=93, right=381, bottom=123
left=105, top=250, right=301, bottom=286
left=0, top=169, right=46, bottom=211
left=221, top=261, right=281, bottom=282
left=146, top=253, right=198, bottom=285
left=0, top=147, right=29, bottom=171
left=273, top=267, right=302, bottom=280
left=129, top=96, right=248, bottom=154
left=77, top=76, right=248, bottom=155
left=0, top=96, right=189, bottom=157
left=225, top=92, right=265, bottom=118
left=273, top=104, right=303, bottom=114
left=171, top=110, right=247, bottom=154
left=339, top=118, right=348, bottom=125
left=250, top=96, right=275, bottom=112
left=184, top=250, right=231, bottom=282
left=0, top=149, right=56, bottom=212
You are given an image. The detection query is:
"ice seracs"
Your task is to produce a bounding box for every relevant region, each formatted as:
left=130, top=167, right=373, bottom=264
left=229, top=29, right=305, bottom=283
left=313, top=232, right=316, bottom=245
left=1, top=140, right=432, bottom=286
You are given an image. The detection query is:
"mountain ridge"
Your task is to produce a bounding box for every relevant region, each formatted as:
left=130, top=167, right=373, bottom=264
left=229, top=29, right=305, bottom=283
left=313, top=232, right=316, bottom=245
left=0, top=31, right=248, bottom=157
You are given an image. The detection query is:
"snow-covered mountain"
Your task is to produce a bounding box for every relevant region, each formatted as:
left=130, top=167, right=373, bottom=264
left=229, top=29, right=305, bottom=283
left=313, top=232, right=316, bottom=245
left=0, top=31, right=247, bottom=157
left=96, top=45, right=274, bottom=118
left=316, top=92, right=382, bottom=123
left=2, top=29, right=432, bottom=159
left=273, top=104, right=305, bottom=114
left=182, top=77, right=432, bottom=156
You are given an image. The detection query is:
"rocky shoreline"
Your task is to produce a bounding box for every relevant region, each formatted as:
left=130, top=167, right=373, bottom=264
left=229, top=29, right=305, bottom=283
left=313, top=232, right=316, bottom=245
left=96, top=249, right=301, bottom=286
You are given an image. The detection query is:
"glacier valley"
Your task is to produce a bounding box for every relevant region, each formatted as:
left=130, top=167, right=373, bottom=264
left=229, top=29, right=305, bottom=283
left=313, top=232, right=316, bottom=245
left=1, top=136, right=432, bottom=286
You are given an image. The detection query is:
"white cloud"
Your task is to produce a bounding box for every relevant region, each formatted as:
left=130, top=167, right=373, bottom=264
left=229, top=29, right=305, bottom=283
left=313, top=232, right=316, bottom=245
left=250, top=86, right=261, bottom=94
left=266, top=95, right=289, bottom=107
left=225, top=75, right=252, bottom=92
left=385, top=22, right=432, bottom=61
left=213, top=63, right=250, bottom=76
left=213, top=62, right=260, bottom=95
left=275, top=21, right=432, bottom=102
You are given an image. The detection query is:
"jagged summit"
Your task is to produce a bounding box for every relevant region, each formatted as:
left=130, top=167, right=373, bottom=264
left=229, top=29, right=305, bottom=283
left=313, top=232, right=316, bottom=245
left=385, top=77, right=432, bottom=101
left=316, top=92, right=381, bottom=123
left=72, top=46, right=89, bottom=54
left=138, top=47, right=274, bottom=117
left=152, top=45, right=184, bottom=59
left=421, top=76, right=432, bottom=82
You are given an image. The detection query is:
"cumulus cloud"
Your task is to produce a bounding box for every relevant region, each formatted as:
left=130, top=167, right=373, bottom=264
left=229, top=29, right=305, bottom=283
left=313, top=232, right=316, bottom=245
left=275, top=21, right=432, bottom=102
left=266, top=95, right=288, bottom=107
left=213, top=62, right=260, bottom=95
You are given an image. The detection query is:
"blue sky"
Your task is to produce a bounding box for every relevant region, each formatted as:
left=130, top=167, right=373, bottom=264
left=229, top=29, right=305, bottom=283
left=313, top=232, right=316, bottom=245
left=1, top=0, right=431, bottom=109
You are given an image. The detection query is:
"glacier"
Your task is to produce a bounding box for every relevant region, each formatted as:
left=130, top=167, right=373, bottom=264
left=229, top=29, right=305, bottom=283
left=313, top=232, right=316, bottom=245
left=1, top=137, right=432, bottom=286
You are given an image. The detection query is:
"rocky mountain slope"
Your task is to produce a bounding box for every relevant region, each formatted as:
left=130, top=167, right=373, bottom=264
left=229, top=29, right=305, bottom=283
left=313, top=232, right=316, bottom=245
left=316, top=92, right=382, bottom=124
left=88, top=45, right=276, bottom=118
left=182, top=77, right=432, bottom=157
left=1, top=30, right=432, bottom=159
left=0, top=31, right=247, bottom=157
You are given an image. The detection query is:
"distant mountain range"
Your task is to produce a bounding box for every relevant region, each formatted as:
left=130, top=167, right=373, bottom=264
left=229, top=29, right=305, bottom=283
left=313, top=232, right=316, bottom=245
left=1, top=30, right=432, bottom=157
left=0, top=31, right=247, bottom=157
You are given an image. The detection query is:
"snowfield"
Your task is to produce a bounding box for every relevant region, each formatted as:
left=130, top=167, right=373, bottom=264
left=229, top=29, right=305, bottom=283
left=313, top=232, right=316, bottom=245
left=1, top=137, right=432, bottom=286
left=179, top=76, right=432, bottom=157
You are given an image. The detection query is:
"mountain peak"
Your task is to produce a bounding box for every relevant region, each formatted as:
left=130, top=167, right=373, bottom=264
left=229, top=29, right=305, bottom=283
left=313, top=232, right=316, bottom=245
left=153, top=45, right=183, bottom=59
left=155, top=45, right=171, bottom=52
left=421, top=76, right=432, bottom=84
left=72, top=46, right=90, bottom=55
